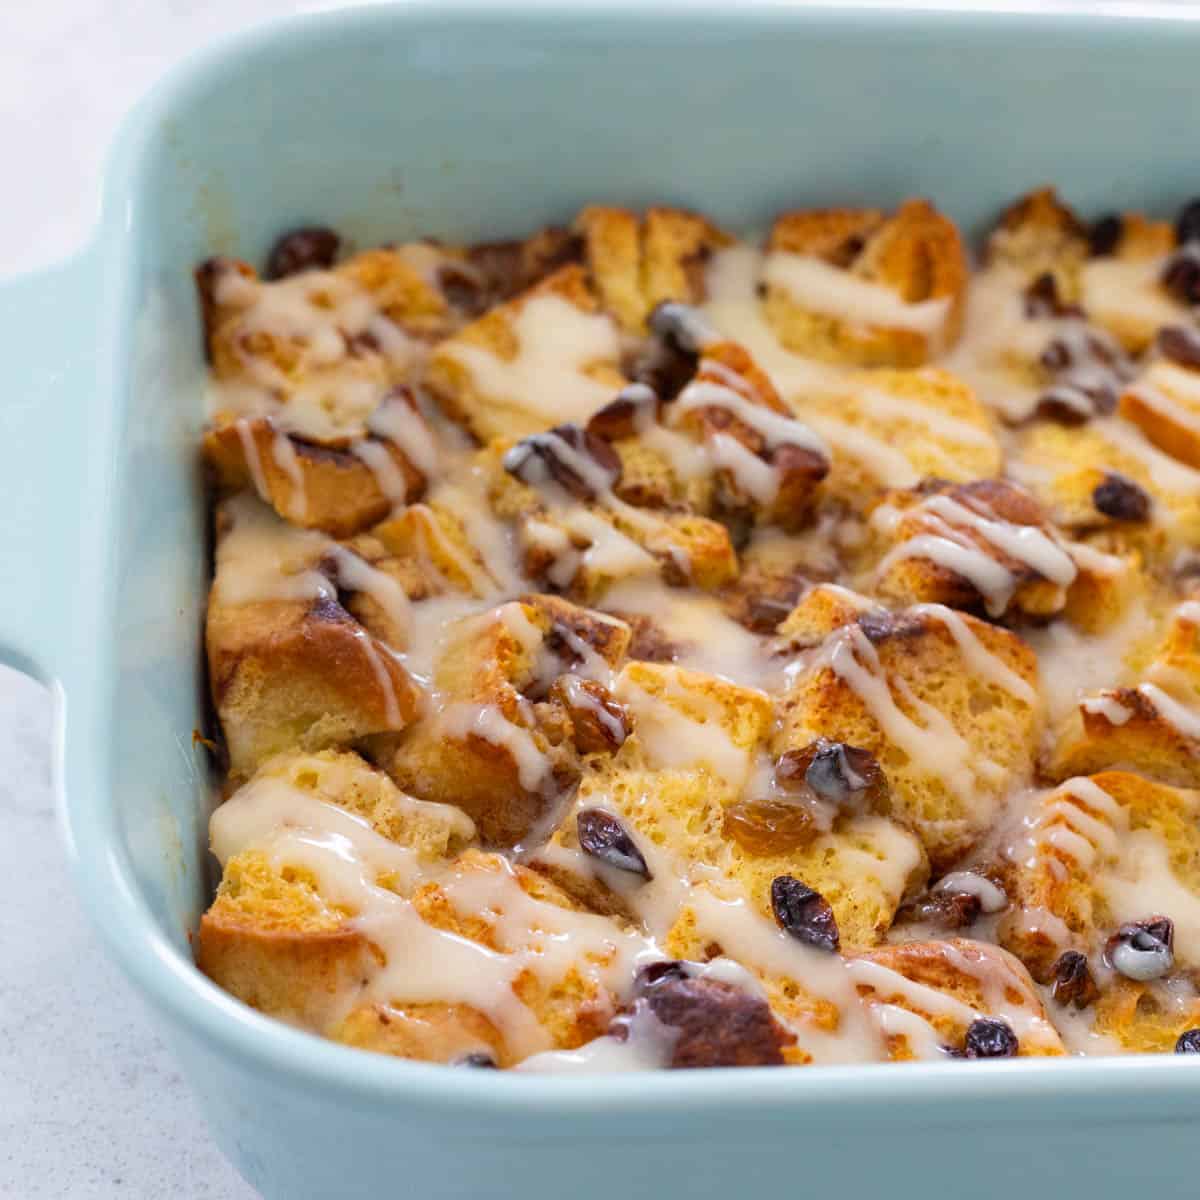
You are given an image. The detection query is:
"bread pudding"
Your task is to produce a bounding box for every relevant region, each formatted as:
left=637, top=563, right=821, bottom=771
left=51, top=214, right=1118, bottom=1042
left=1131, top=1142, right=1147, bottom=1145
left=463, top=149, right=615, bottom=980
left=194, top=193, right=1200, bottom=1069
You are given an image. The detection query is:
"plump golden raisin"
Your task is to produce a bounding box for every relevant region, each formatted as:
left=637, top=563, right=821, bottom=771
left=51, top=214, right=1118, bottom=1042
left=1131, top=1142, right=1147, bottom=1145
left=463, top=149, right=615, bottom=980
left=722, top=799, right=818, bottom=855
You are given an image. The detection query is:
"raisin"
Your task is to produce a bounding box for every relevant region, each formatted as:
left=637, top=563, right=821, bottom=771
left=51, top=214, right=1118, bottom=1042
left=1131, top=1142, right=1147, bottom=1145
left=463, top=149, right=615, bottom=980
left=770, top=875, right=840, bottom=952
left=641, top=975, right=793, bottom=1068
left=1088, top=213, right=1124, bottom=257
left=1106, top=917, right=1175, bottom=981
left=775, top=739, right=885, bottom=811
left=1023, top=272, right=1081, bottom=319
left=551, top=678, right=631, bottom=754
left=648, top=301, right=717, bottom=355
left=963, top=1018, right=1019, bottom=1059
left=1175, top=198, right=1200, bottom=246
left=265, top=226, right=341, bottom=279
left=1092, top=472, right=1151, bottom=523
left=438, top=264, right=488, bottom=316
left=1159, top=325, right=1200, bottom=369
left=633, top=960, right=691, bottom=995
left=586, top=383, right=660, bottom=442
left=896, top=890, right=982, bottom=931
left=1051, top=951, right=1099, bottom=1009
left=455, top=1052, right=499, bottom=1068
left=503, top=424, right=622, bottom=501
left=1034, top=384, right=1106, bottom=425
left=1175, top=1029, right=1200, bottom=1054
left=742, top=595, right=794, bottom=635
left=577, top=809, right=651, bottom=879
left=1161, top=247, right=1200, bottom=306
left=723, top=800, right=818, bottom=856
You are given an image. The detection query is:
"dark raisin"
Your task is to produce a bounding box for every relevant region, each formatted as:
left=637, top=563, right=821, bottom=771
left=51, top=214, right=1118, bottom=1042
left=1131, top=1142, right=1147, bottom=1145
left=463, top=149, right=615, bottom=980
left=265, top=226, right=341, bottom=279
left=1105, top=917, right=1175, bottom=981
left=586, top=383, right=660, bottom=442
left=1175, top=1029, right=1200, bottom=1054
left=1161, top=246, right=1200, bottom=306
left=1159, top=325, right=1200, bottom=369
left=577, top=809, right=652, bottom=879
left=455, top=1052, right=498, bottom=1068
left=1175, top=198, right=1200, bottom=246
left=770, top=875, right=840, bottom=952
left=627, top=339, right=697, bottom=402
left=1034, top=384, right=1105, bottom=425
left=633, top=960, right=691, bottom=995
left=963, top=1018, right=1019, bottom=1059
left=896, top=890, right=982, bottom=931
left=1092, top=472, right=1151, bottom=523
left=551, top=678, right=631, bottom=755
left=775, top=739, right=885, bottom=811
left=438, top=264, right=488, bottom=316
left=1051, top=951, right=1099, bottom=1010
left=1089, top=213, right=1124, bottom=257
left=742, top=595, right=794, bottom=635
left=1024, top=272, right=1074, bottom=319
left=641, top=975, right=793, bottom=1067
left=503, top=424, right=622, bottom=501
left=648, top=301, right=717, bottom=356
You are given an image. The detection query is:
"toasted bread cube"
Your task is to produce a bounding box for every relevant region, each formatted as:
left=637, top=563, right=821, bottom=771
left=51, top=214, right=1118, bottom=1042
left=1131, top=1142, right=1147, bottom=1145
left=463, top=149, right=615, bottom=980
left=851, top=939, right=1065, bottom=1059
left=763, top=200, right=968, bottom=366
left=385, top=597, right=631, bottom=846
left=795, top=368, right=1001, bottom=511
left=1079, top=214, right=1182, bottom=353
left=203, top=401, right=428, bottom=539
left=986, top=772, right=1200, bottom=1050
left=985, top=187, right=1089, bottom=295
left=1119, top=358, right=1200, bottom=471
left=860, top=478, right=1128, bottom=625
left=1050, top=599, right=1200, bottom=785
left=775, top=596, right=1041, bottom=868
left=427, top=266, right=624, bottom=442
left=533, top=661, right=926, bottom=952
left=206, top=498, right=422, bottom=779
left=575, top=205, right=733, bottom=333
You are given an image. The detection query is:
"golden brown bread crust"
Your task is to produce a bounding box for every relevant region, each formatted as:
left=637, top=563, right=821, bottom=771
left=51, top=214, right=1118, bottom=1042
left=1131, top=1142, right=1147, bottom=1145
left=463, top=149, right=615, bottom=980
left=765, top=200, right=968, bottom=366
left=203, top=415, right=426, bottom=538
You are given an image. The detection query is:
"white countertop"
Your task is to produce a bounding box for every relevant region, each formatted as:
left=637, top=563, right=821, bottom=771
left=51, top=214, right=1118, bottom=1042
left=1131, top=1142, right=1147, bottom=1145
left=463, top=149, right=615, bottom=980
left=1, top=1, right=1195, bottom=1197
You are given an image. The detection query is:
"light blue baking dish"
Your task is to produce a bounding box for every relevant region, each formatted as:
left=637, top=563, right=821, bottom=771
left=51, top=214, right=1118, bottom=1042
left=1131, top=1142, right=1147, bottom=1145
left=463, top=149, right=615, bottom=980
left=3, top=3, right=1200, bottom=1195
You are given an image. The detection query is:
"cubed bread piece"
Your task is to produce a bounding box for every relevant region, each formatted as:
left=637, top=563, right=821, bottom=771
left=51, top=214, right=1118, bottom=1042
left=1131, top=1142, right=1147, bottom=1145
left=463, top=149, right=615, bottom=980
left=427, top=265, right=625, bottom=441
left=384, top=596, right=631, bottom=846
left=1015, top=416, right=1200, bottom=565
left=775, top=592, right=1041, bottom=868
left=533, top=661, right=926, bottom=952
left=986, top=772, right=1200, bottom=1052
left=763, top=200, right=968, bottom=366
left=1079, top=214, right=1184, bottom=353
left=203, top=392, right=429, bottom=538
left=850, top=939, right=1065, bottom=1059
left=1119, top=356, right=1200, bottom=471
left=860, top=478, right=1131, bottom=625
left=574, top=205, right=733, bottom=333
left=200, top=756, right=632, bottom=1064
left=985, top=187, right=1089, bottom=295
left=207, top=498, right=422, bottom=779
left=795, top=368, right=1001, bottom=512
left=197, top=254, right=428, bottom=446
left=197, top=750, right=475, bottom=1030
left=482, top=435, right=737, bottom=598
left=1049, top=598, right=1200, bottom=785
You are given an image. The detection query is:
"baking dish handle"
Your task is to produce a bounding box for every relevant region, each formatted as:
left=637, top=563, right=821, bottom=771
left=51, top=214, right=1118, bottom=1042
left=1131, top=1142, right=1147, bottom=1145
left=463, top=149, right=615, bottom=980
left=0, top=246, right=99, bottom=683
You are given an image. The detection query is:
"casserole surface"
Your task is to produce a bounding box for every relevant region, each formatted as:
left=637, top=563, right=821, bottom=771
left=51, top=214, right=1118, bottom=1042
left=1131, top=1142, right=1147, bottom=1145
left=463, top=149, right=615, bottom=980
left=3, top=3, right=1200, bottom=1195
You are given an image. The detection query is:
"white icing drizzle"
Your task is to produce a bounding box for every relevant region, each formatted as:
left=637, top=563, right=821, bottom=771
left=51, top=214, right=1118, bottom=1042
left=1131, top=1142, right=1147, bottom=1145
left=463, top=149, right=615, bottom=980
left=441, top=294, right=620, bottom=425
left=235, top=418, right=271, bottom=501
left=763, top=252, right=951, bottom=338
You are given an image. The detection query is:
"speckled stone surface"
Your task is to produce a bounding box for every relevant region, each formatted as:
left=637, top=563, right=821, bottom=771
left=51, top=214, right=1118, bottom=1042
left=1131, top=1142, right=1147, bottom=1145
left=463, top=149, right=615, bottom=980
left=0, top=667, right=255, bottom=1198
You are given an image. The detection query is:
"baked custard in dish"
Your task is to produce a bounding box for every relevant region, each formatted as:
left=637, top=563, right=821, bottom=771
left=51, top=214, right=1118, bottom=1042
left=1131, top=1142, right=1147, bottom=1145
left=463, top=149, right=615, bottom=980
left=196, top=191, right=1200, bottom=1069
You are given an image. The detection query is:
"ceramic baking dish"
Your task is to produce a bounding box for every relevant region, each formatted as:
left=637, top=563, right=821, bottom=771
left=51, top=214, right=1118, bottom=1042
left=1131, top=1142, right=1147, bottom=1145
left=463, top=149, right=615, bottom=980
left=3, top=3, right=1200, bottom=1195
